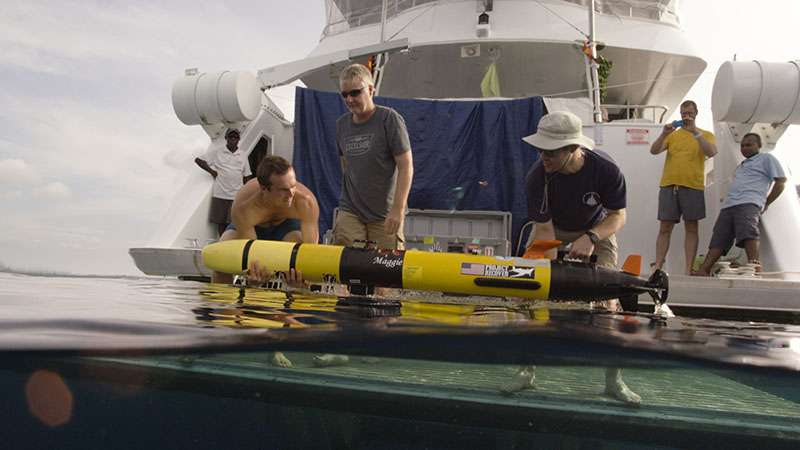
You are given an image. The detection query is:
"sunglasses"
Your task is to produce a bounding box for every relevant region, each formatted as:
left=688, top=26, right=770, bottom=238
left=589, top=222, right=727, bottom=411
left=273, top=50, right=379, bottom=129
left=341, top=88, right=363, bottom=99
left=537, top=148, right=559, bottom=157
left=226, top=134, right=240, bottom=139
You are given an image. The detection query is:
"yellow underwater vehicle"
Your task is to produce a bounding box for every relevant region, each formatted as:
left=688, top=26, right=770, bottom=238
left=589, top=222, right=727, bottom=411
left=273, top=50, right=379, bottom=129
left=202, top=239, right=669, bottom=307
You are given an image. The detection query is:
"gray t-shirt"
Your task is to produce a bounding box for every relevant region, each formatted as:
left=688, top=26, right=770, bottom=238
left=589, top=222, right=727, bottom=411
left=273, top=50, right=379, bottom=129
left=335, top=105, right=411, bottom=222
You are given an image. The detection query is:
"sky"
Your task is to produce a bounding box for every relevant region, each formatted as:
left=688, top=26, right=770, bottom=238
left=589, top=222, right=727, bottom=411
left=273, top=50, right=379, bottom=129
left=0, top=0, right=798, bottom=276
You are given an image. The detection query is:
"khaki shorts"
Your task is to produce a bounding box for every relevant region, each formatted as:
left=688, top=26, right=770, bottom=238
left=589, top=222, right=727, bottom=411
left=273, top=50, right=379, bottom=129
left=553, top=226, right=618, bottom=269
left=332, top=209, right=405, bottom=250
left=554, top=225, right=620, bottom=310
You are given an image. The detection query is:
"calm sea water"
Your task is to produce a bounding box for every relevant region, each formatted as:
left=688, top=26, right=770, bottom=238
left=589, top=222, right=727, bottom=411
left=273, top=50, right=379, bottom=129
left=1, top=271, right=799, bottom=449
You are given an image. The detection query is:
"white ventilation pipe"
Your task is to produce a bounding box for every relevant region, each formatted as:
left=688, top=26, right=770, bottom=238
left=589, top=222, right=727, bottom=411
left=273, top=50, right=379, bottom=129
left=712, top=60, right=800, bottom=124
left=172, top=71, right=261, bottom=126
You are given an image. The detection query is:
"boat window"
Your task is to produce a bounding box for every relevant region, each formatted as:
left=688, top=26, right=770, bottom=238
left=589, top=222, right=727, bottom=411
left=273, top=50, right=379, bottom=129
left=323, top=0, right=679, bottom=38
left=595, top=0, right=679, bottom=22
left=248, top=136, right=271, bottom=175
left=324, top=0, right=446, bottom=37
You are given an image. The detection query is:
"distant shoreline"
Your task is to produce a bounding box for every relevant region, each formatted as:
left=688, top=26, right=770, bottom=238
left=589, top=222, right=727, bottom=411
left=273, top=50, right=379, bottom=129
left=0, top=266, right=147, bottom=279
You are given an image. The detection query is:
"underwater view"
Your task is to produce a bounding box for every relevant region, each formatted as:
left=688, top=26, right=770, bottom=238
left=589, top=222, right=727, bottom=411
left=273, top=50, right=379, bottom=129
left=1, top=271, right=799, bottom=449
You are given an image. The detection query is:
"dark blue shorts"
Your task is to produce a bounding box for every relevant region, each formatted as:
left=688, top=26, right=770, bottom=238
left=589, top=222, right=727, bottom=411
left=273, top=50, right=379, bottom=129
left=225, top=218, right=302, bottom=241
left=708, top=204, right=760, bottom=254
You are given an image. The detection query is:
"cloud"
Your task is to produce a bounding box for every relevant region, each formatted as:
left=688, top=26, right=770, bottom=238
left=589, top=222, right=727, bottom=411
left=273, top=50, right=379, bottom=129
left=3, top=190, right=23, bottom=200
left=0, top=158, right=41, bottom=185
left=0, top=1, right=326, bottom=275
left=32, top=182, right=72, bottom=199
left=0, top=1, right=323, bottom=85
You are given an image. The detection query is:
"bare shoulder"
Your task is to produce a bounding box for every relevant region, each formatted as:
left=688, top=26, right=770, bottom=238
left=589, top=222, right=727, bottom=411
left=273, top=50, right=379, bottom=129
left=235, top=178, right=261, bottom=200
left=293, top=182, right=319, bottom=219
left=232, top=180, right=265, bottom=222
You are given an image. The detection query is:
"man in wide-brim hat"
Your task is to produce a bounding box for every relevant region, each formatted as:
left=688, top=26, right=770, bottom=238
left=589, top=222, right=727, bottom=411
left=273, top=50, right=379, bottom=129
left=522, top=110, right=626, bottom=267
left=509, top=111, right=640, bottom=405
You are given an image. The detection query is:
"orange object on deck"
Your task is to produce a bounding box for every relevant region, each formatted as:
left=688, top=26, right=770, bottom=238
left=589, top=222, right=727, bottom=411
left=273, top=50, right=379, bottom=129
left=523, top=240, right=562, bottom=260
left=621, top=254, right=642, bottom=276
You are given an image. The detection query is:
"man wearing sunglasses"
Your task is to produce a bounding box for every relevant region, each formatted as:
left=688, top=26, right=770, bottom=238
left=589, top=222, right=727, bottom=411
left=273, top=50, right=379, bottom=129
left=332, top=63, right=413, bottom=252
left=194, top=128, right=253, bottom=236
left=523, top=111, right=627, bottom=276
left=515, top=111, right=639, bottom=405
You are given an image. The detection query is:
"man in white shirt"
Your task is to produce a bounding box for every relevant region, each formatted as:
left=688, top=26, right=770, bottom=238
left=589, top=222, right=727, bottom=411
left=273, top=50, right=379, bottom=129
left=194, top=128, right=253, bottom=236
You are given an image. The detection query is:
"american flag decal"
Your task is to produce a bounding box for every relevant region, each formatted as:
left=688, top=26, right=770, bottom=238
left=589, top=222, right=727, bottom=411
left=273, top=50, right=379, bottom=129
left=460, top=262, right=485, bottom=276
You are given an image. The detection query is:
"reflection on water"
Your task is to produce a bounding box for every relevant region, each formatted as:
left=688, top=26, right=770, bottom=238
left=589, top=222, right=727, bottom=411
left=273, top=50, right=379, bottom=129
left=1, top=272, right=799, bottom=448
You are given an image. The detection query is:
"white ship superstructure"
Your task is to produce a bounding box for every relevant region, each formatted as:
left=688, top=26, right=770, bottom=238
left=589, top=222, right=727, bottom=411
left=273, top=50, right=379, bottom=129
left=130, top=0, right=800, bottom=313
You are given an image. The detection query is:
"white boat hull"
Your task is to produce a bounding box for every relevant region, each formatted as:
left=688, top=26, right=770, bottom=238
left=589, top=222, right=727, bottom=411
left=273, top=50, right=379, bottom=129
left=129, top=247, right=209, bottom=278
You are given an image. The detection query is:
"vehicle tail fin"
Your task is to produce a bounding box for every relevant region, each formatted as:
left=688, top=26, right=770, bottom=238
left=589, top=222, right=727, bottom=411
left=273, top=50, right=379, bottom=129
left=621, top=254, right=642, bottom=276
left=522, top=240, right=562, bottom=260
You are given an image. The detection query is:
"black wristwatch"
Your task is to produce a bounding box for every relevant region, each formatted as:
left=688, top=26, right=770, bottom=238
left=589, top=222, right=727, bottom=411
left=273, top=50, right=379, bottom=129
left=585, top=230, right=600, bottom=245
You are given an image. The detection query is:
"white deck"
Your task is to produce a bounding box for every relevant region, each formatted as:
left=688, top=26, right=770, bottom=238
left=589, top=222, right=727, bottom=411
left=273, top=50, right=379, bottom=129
left=662, top=275, right=800, bottom=312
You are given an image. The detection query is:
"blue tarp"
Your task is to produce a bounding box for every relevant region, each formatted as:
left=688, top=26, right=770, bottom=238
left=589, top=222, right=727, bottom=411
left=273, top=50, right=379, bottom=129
left=293, top=87, right=545, bottom=255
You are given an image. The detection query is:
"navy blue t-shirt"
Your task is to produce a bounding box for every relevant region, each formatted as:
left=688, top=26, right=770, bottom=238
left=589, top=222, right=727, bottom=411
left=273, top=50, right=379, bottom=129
left=525, top=149, right=626, bottom=231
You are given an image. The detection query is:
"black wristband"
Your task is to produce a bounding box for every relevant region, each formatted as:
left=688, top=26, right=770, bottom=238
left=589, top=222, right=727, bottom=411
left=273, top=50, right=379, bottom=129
left=585, top=230, right=600, bottom=245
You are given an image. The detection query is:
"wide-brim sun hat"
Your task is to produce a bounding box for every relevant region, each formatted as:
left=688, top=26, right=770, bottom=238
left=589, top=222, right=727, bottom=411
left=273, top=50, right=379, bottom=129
left=522, top=111, right=595, bottom=151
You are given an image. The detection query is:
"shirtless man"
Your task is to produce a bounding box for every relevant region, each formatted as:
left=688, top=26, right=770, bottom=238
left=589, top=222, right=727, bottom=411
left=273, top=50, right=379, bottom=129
left=211, top=155, right=319, bottom=288
left=210, top=155, right=319, bottom=369
left=211, top=155, right=319, bottom=286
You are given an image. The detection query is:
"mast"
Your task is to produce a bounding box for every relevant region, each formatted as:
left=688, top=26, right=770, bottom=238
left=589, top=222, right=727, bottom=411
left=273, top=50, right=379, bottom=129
left=588, top=0, right=602, bottom=123
left=372, top=0, right=389, bottom=95
left=380, top=0, right=388, bottom=44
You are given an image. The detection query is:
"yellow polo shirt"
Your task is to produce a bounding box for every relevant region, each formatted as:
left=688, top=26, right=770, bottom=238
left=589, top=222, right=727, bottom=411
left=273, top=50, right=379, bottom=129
left=659, top=128, right=715, bottom=190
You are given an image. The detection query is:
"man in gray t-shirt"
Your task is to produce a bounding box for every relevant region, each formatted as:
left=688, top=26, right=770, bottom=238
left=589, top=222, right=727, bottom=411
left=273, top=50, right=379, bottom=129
left=333, top=63, right=413, bottom=250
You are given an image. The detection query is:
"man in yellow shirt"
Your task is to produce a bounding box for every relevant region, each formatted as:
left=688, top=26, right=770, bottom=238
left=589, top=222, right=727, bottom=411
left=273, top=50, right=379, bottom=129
left=650, top=100, right=717, bottom=275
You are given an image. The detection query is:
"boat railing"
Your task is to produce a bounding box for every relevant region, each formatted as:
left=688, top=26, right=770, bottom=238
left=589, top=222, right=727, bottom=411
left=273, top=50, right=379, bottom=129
left=589, top=0, right=679, bottom=23
left=602, top=104, right=668, bottom=123
left=323, top=0, right=679, bottom=37
left=324, top=0, right=438, bottom=37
